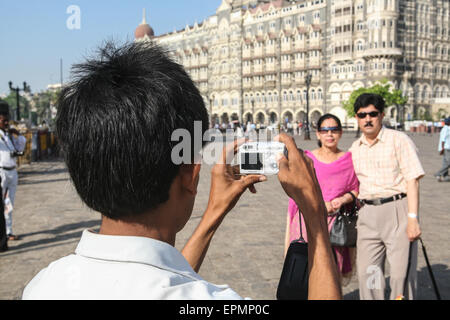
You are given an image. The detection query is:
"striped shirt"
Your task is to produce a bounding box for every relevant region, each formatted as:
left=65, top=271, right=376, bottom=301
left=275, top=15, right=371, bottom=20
left=349, top=127, right=425, bottom=200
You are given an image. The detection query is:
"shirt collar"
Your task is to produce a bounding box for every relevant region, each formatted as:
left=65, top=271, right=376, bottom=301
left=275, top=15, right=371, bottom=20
left=359, top=126, right=386, bottom=146
left=75, top=229, right=201, bottom=280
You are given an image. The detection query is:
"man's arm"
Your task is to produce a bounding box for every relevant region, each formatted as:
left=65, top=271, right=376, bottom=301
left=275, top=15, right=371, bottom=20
left=182, top=140, right=266, bottom=272
left=181, top=207, right=222, bottom=273
left=406, top=178, right=422, bottom=242
left=276, top=134, right=342, bottom=300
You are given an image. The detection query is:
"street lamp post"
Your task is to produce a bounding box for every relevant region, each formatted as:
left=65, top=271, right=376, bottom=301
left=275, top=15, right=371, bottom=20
left=251, top=98, right=255, bottom=124
left=209, top=97, right=213, bottom=128
left=304, top=73, right=312, bottom=140
left=8, top=81, right=30, bottom=121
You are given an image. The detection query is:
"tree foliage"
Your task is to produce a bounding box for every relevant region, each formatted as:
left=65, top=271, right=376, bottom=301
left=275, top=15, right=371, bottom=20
left=342, top=79, right=408, bottom=118
left=1, top=88, right=60, bottom=125
left=2, top=92, right=31, bottom=120
left=32, top=89, right=60, bottom=124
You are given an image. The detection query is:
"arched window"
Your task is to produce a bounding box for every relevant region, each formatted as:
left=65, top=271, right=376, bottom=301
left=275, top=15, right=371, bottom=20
left=318, top=89, right=323, bottom=100
left=414, top=85, right=420, bottom=98
left=357, top=41, right=364, bottom=51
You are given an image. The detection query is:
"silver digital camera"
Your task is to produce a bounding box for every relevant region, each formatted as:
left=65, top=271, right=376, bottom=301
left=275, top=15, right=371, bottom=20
left=238, top=141, right=286, bottom=175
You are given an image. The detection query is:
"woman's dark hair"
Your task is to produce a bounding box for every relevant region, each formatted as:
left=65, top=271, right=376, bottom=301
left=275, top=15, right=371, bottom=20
left=56, top=41, right=209, bottom=220
left=354, top=93, right=386, bottom=114
left=316, top=114, right=342, bottom=147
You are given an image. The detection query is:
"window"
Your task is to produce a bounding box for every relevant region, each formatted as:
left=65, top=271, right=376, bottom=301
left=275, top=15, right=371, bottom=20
left=357, top=41, right=364, bottom=51
left=357, top=62, right=363, bottom=72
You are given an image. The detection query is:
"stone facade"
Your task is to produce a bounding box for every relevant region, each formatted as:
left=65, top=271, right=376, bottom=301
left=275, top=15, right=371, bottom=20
left=139, top=0, right=450, bottom=127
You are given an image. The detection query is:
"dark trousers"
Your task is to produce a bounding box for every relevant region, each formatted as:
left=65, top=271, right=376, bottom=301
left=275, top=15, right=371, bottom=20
left=0, top=178, right=6, bottom=251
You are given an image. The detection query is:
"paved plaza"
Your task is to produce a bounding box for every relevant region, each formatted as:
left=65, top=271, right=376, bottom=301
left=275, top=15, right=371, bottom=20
left=0, top=132, right=449, bottom=300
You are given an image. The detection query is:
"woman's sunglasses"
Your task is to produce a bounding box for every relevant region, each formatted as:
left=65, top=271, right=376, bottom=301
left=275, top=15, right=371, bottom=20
left=318, top=126, right=341, bottom=134
left=356, top=111, right=380, bottom=119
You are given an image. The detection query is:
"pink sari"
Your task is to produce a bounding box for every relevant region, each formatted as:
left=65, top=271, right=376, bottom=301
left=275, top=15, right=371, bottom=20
left=288, top=150, right=359, bottom=275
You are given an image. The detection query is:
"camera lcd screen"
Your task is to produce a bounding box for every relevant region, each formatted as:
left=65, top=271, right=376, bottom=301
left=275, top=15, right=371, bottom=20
left=241, top=152, right=263, bottom=171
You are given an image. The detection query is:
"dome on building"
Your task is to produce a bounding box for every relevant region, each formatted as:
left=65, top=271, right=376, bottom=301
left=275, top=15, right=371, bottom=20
left=135, top=9, right=154, bottom=40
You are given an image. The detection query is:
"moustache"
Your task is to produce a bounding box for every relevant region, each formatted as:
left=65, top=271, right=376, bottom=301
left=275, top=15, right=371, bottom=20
left=364, top=123, right=374, bottom=127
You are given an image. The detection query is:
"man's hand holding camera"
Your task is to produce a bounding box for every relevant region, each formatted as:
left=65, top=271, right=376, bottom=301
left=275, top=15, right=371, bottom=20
left=204, top=139, right=267, bottom=227
left=182, top=139, right=266, bottom=272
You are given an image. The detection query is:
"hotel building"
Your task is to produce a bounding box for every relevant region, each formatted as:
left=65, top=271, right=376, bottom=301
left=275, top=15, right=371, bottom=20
left=135, top=0, right=450, bottom=127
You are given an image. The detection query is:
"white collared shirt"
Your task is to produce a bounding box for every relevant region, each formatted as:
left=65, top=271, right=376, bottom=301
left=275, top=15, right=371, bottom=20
left=0, top=130, right=26, bottom=168
left=22, top=230, right=244, bottom=300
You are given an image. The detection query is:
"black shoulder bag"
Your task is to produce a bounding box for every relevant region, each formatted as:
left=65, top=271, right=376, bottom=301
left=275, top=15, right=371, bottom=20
left=329, top=192, right=359, bottom=247
left=276, top=211, right=309, bottom=300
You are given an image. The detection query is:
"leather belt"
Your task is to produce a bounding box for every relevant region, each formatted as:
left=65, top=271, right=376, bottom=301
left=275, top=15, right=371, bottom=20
left=361, top=193, right=407, bottom=206
left=0, top=166, right=16, bottom=171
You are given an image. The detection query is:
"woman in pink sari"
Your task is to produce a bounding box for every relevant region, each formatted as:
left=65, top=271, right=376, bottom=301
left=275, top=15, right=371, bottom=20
left=284, top=114, right=359, bottom=284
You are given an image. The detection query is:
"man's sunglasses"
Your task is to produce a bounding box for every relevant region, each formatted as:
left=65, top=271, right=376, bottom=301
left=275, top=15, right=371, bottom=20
left=356, top=111, right=380, bottom=119
left=318, top=126, right=341, bottom=133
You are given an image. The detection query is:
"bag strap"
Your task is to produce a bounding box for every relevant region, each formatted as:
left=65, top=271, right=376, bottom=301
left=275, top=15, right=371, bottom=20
left=347, top=191, right=356, bottom=203
left=294, top=210, right=306, bottom=243
left=344, top=192, right=358, bottom=216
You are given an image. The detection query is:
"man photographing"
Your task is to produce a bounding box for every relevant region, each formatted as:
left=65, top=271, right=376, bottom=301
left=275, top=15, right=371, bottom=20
left=22, top=42, right=340, bottom=300
left=0, top=101, right=26, bottom=242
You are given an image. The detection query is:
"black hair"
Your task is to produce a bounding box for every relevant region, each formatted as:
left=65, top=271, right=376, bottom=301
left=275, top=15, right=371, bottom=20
left=353, top=93, right=386, bottom=114
left=316, top=113, right=342, bottom=147
left=0, top=100, right=10, bottom=117
left=56, top=41, right=209, bottom=220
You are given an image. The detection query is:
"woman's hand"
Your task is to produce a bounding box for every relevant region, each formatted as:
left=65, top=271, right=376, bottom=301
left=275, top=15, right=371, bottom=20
left=325, top=202, right=337, bottom=215
left=330, top=197, right=344, bottom=212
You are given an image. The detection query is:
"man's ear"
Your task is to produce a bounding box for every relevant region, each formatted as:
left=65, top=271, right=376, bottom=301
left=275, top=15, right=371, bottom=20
left=179, top=164, right=201, bottom=195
